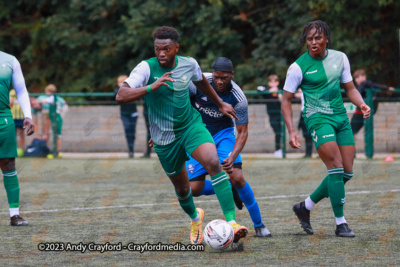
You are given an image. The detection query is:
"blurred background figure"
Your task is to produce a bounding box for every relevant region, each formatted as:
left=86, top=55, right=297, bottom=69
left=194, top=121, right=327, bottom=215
left=114, top=75, right=137, bottom=158
left=258, top=74, right=283, bottom=158
left=351, top=69, right=395, bottom=138
left=33, top=86, right=51, bottom=141
left=142, top=102, right=152, bottom=158
left=294, top=89, right=313, bottom=158
left=38, top=84, right=67, bottom=158
left=9, top=89, right=25, bottom=157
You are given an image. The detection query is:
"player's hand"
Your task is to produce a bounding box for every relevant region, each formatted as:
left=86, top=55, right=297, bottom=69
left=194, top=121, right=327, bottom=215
left=23, top=117, right=34, bottom=136
left=288, top=130, right=301, bottom=149
left=150, top=72, right=176, bottom=91
left=389, top=87, right=395, bottom=91
left=360, top=103, right=371, bottom=119
left=148, top=138, right=153, bottom=148
left=219, top=102, right=239, bottom=120
left=222, top=157, right=234, bottom=174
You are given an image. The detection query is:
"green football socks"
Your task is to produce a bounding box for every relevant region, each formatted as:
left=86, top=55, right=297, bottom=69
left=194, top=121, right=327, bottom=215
left=3, top=169, right=20, bottom=209
left=175, top=187, right=198, bottom=219
left=310, top=170, right=354, bottom=204
left=327, top=167, right=345, bottom=218
left=343, top=172, right=353, bottom=184
left=211, top=171, right=235, bottom=222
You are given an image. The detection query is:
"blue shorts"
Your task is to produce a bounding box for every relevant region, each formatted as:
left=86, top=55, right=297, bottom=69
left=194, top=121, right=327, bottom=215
left=186, top=127, right=242, bottom=180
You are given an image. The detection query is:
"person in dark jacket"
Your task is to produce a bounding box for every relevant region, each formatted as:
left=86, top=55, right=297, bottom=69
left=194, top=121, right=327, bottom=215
left=350, top=69, right=394, bottom=135
left=114, top=75, right=138, bottom=158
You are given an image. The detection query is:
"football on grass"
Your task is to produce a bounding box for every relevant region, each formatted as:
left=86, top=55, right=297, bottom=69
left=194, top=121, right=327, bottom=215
left=203, top=219, right=234, bottom=249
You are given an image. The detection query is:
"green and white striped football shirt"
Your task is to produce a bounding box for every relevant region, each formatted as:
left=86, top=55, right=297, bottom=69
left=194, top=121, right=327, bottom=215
left=284, top=49, right=353, bottom=118
left=125, top=56, right=203, bottom=145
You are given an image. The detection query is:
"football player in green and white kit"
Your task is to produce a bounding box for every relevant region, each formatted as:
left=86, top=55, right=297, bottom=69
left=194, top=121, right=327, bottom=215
left=281, top=20, right=371, bottom=237
left=0, top=51, right=34, bottom=226
left=116, top=26, right=248, bottom=245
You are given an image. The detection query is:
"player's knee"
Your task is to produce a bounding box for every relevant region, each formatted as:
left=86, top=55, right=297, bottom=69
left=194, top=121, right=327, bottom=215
left=230, top=175, right=246, bottom=189
left=203, top=159, right=222, bottom=175
left=191, top=186, right=202, bottom=197
left=329, top=158, right=343, bottom=169
left=0, top=158, right=15, bottom=171
left=189, top=181, right=203, bottom=197
left=174, top=184, right=190, bottom=197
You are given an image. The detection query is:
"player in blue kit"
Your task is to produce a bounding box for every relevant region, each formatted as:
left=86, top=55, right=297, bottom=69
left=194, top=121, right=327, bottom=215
left=186, top=57, right=271, bottom=237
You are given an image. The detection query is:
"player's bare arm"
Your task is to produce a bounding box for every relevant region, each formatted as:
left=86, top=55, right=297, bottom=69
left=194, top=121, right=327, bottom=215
left=342, top=81, right=371, bottom=119
left=116, top=72, right=176, bottom=103
left=193, top=74, right=239, bottom=120
left=23, top=117, right=34, bottom=136
left=222, top=124, right=248, bottom=173
left=281, top=90, right=300, bottom=149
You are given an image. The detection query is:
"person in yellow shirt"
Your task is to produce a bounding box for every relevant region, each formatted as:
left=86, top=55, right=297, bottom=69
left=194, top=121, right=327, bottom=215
left=9, top=89, right=25, bottom=157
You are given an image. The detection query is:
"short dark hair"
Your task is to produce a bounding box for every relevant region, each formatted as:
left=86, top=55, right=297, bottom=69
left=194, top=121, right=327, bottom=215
left=153, top=26, right=180, bottom=43
left=299, top=20, right=331, bottom=47
left=353, top=69, right=366, bottom=79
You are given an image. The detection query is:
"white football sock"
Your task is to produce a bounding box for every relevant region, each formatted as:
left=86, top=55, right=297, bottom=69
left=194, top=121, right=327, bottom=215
left=305, top=197, right=315, bottom=210
left=10, top=208, right=19, bottom=217
left=335, top=216, right=347, bottom=225
left=191, top=213, right=200, bottom=223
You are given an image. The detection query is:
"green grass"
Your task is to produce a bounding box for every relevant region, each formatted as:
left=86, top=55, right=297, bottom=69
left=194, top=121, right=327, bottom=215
left=0, top=158, right=399, bottom=266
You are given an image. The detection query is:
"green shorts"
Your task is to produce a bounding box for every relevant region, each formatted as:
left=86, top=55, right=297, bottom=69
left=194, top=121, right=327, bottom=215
left=0, top=117, right=18, bottom=159
left=305, top=113, right=355, bottom=149
left=154, top=121, right=215, bottom=177
left=50, top=114, right=63, bottom=137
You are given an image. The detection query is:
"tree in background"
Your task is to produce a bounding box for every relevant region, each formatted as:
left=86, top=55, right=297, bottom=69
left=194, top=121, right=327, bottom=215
left=0, top=0, right=398, bottom=92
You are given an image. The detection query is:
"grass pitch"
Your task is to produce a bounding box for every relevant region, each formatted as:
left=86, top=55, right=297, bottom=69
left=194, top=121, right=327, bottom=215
left=0, top=157, right=399, bottom=266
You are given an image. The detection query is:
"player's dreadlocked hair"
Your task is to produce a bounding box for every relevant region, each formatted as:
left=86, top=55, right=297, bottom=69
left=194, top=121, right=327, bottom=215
left=153, top=26, right=180, bottom=43
left=299, top=20, right=331, bottom=47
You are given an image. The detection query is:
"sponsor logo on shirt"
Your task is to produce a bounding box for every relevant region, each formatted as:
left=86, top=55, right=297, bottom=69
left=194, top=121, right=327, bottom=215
left=201, top=96, right=207, bottom=101
left=306, top=70, right=318, bottom=75
left=195, top=102, right=223, bottom=118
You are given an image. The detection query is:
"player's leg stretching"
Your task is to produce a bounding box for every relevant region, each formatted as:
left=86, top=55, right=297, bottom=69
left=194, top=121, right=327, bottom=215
left=190, top=142, right=248, bottom=242
left=0, top=158, right=28, bottom=226
left=189, top=170, right=271, bottom=237
left=229, top=167, right=271, bottom=237
left=294, top=116, right=355, bottom=237
left=294, top=141, right=355, bottom=237
left=168, top=166, right=204, bottom=245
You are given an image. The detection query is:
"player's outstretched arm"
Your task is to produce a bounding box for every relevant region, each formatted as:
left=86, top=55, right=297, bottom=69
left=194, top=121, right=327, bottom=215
left=193, top=74, right=238, bottom=120
left=116, top=72, right=176, bottom=103
left=281, top=91, right=300, bottom=149
left=12, top=57, right=34, bottom=136
left=343, top=81, right=371, bottom=119
left=116, top=82, right=150, bottom=103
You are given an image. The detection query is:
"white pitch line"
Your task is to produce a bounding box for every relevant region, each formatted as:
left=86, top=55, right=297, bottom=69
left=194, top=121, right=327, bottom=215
left=1, top=189, right=398, bottom=216
left=243, top=160, right=400, bottom=165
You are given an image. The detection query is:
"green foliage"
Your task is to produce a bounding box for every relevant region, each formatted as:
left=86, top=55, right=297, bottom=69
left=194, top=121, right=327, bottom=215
left=0, top=0, right=398, bottom=92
